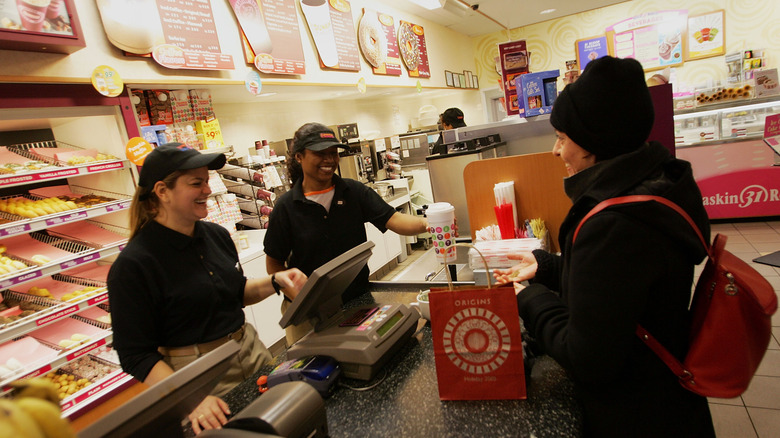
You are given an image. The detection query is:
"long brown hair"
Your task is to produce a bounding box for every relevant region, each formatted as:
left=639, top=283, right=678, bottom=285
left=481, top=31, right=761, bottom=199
left=128, top=170, right=183, bottom=240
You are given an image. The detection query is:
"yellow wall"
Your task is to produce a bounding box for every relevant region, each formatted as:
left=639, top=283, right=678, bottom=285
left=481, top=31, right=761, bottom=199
left=472, top=0, right=780, bottom=92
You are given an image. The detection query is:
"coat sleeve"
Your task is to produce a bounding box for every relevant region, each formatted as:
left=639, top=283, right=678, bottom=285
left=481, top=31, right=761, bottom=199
left=517, top=211, right=667, bottom=386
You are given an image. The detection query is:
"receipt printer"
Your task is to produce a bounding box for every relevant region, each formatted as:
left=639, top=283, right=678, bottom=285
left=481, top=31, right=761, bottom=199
left=199, top=382, right=327, bottom=438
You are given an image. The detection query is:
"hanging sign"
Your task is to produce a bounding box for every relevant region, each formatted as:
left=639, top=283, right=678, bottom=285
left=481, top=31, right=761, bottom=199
left=91, top=65, right=123, bottom=97
left=125, top=137, right=155, bottom=166
left=498, top=40, right=529, bottom=116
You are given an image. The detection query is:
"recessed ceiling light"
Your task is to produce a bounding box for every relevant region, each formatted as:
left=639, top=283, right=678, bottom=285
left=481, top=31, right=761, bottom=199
left=408, top=0, right=443, bottom=10
left=540, top=8, right=556, bottom=14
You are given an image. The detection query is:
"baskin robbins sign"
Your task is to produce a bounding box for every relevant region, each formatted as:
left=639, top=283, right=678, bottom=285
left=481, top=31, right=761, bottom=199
left=698, top=113, right=780, bottom=219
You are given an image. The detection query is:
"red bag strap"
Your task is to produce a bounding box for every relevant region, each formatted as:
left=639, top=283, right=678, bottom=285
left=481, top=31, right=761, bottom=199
left=572, top=195, right=709, bottom=252
left=573, top=195, right=711, bottom=383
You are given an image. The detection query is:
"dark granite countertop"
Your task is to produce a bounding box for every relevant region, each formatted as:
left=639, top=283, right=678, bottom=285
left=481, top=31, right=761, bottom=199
left=219, top=285, right=582, bottom=437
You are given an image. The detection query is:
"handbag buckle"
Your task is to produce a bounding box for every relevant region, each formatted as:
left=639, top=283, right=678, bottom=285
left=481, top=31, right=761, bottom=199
left=724, top=272, right=738, bottom=296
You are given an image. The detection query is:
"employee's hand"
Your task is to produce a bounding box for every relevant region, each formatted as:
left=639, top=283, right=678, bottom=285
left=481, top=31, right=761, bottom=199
left=493, top=252, right=538, bottom=285
left=276, top=268, right=307, bottom=301
left=189, top=395, right=230, bottom=434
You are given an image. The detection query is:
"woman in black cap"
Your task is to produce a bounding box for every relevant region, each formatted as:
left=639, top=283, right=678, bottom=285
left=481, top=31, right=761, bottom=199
left=263, top=122, right=428, bottom=344
left=108, top=143, right=307, bottom=435
left=432, top=107, right=466, bottom=154
left=494, top=57, right=715, bottom=436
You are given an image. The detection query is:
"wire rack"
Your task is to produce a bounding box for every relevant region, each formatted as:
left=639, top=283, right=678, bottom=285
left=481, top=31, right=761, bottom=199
left=7, top=140, right=119, bottom=167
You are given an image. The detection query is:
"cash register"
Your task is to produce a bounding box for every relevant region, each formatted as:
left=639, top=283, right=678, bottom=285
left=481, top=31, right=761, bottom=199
left=280, top=241, right=419, bottom=380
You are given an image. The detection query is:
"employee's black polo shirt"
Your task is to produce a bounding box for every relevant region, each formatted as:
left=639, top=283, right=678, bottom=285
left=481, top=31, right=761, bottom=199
left=108, top=220, right=246, bottom=381
left=263, top=174, right=395, bottom=303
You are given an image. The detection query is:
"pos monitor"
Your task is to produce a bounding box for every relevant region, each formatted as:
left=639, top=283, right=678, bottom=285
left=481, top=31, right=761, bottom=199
left=280, top=241, right=419, bottom=380
left=78, top=342, right=239, bottom=438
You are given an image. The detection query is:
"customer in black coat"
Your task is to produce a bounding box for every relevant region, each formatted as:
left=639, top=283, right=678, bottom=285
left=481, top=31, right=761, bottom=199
left=494, top=56, right=715, bottom=437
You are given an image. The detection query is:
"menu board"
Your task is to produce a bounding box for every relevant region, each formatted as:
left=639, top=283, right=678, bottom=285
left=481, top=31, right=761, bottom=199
left=0, top=0, right=76, bottom=36
left=398, top=20, right=430, bottom=78
left=498, top=40, right=529, bottom=116
left=300, top=0, right=360, bottom=71
left=575, top=36, right=608, bottom=71
left=358, top=9, right=401, bottom=76
left=229, top=0, right=305, bottom=75
left=150, top=0, right=234, bottom=70
left=687, top=10, right=725, bottom=60
left=606, top=10, right=686, bottom=72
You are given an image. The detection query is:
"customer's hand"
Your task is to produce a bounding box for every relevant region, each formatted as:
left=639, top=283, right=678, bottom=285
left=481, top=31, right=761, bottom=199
left=276, top=268, right=307, bottom=301
left=189, top=395, right=230, bottom=434
left=493, top=252, right=538, bottom=285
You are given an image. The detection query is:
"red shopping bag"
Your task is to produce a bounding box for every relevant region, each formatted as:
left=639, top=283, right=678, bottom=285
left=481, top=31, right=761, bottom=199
left=429, top=285, right=526, bottom=400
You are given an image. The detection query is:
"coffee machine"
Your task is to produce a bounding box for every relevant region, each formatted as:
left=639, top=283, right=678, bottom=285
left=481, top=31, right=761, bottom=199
left=339, top=138, right=372, bottom=183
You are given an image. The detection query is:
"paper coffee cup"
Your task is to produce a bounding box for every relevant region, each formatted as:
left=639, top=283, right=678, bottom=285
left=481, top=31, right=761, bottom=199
left=427, top=202, right=456, bottom=263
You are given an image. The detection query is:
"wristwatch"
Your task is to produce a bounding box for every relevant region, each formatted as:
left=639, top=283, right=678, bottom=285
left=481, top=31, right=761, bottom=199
left=271, top=274, right=282, bottom=295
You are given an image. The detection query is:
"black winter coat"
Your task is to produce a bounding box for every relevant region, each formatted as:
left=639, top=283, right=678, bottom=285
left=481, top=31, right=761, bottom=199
left=518, top=142, right=715, bottom=437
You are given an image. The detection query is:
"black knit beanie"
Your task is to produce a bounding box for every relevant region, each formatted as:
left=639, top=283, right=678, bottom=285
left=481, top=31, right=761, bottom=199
left=550, top=56, right=654, bottom=160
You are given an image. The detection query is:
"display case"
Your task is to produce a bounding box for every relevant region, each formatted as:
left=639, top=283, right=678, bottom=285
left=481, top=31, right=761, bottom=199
left=673, top=94, right=780, bottom=219
left=674, top=96, right=780, bottom=147
left=0, top=83, right=139, bottom=419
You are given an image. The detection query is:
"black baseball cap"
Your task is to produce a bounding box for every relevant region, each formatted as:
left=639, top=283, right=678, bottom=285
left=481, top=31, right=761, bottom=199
left=292, top=125, right=347, bottom=154
left=138, top=143, right=226, bottom=190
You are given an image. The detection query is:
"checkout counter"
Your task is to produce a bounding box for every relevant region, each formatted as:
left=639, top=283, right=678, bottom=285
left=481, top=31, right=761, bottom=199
left=218, top=286, right=582, bottom=437
left=72, top=288, right=582, bottom=438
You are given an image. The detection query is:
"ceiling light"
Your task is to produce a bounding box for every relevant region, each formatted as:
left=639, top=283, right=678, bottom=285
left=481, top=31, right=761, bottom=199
left=540, top=8, right=556, bottom=15
left=408, top=0, right=443, bottom=10
left=441, top=0, right=470, bottom=16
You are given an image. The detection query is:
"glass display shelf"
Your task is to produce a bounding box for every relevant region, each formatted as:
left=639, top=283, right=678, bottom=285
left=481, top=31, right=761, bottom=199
left=674, top=95, right=780, bottom=148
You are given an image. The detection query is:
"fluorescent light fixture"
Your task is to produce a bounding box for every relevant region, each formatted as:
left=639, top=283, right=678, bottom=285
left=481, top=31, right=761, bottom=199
left=408, top=0, right=443, bottom=10
left=441, top=0, right=469, bottom=16
left=540, top=8, right=556, bottom=14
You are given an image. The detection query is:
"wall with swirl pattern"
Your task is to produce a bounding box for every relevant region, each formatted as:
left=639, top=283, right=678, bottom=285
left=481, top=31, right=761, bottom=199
left=472, top=0, right=780, bottom=93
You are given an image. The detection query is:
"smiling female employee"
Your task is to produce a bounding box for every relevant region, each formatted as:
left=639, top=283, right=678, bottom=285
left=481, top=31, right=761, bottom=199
left=263, top=123, right=428, bottom=344
left=107, top=144, right=307, bottom=435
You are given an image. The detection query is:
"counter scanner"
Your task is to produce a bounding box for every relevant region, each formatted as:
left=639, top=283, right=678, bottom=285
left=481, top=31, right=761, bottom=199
left=280, top=241, right=419, bottom=380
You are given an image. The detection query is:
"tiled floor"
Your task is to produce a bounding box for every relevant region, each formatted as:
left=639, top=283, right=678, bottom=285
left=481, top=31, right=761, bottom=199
left=381, top=220, right=780, bottom=437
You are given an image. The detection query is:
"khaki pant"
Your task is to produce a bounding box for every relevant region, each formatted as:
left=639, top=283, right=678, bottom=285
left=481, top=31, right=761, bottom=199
left=281, top=299, right=313, bottom=347
left=162, top=323, right=272, bottom=398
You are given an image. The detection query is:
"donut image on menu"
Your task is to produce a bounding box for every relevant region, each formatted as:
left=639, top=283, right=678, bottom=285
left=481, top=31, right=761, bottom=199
left=358, top=11, right=387, bottom=68
left=398, top=22, right=420, bottom=71
left=441, top=307, right=511, bottom=374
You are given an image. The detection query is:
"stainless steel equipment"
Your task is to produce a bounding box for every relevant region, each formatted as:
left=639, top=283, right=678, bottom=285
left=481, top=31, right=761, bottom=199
left=426, top=141, right=508, bottom=239
left=440, top=117, right=556, bottom=156
left=398, top=131, right=437, bottom=167
left=338, top=153, right=369, bottom=183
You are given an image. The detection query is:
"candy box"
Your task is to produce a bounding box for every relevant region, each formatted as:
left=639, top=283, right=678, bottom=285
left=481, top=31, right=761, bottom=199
left=145, top=90, right=174, bottom=125
left=516, top=70, right=559, bottom=117
left=130, top=89, right=150, bottom=126
left=189, top=89, right=215, bottom=121
left=169, top=89, right=195, bottom=123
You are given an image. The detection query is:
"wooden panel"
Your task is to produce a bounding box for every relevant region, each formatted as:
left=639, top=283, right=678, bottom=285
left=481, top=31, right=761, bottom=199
left=463, top=152, right=572, bottom=252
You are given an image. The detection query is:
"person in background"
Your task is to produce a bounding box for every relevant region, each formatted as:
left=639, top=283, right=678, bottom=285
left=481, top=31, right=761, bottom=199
left=108, top=143, right=307, bottom=435
left=432, top=107, right=467, bottom=154
left=493, top=57, right=715, bottom=437
left=263, top=123, right=429, bottom=345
